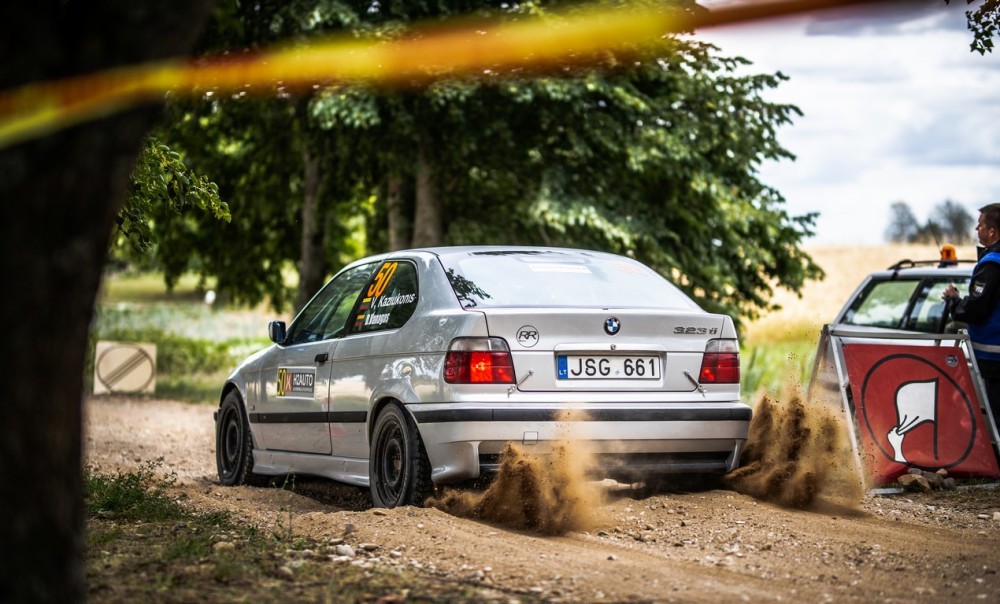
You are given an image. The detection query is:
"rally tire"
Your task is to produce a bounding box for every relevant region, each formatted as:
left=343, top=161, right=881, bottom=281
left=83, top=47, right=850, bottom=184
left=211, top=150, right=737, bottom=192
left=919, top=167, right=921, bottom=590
left=370, top=403, right=433, bottom=508
left=216, top=390, right=263, bottom=486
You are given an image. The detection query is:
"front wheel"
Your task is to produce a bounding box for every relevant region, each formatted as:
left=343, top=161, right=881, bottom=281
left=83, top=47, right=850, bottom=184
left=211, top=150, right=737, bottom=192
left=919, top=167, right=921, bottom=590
left=370, top=403, right=433, bottom=507
left=216, top=390, right=259, bottom=486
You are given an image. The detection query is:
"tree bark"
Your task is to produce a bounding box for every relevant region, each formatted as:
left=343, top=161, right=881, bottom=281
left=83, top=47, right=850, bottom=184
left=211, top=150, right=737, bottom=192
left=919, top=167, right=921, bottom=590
left=295, top=141, right=326, bottom=311
left=0, top=2, right=213, bottom=602
left=386, top=174, right=410, bottom=251
left=411, top=149, right=443, bottom=247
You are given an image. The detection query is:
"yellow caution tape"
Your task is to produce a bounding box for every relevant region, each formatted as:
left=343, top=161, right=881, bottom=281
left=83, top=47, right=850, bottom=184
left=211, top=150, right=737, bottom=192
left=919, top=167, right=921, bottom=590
left=0, top=0, right=888, bottom=149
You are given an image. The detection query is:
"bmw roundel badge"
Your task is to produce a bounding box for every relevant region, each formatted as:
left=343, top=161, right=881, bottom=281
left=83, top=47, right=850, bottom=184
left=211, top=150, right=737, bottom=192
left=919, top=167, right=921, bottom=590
left=604, top=316, right=621, bottom=336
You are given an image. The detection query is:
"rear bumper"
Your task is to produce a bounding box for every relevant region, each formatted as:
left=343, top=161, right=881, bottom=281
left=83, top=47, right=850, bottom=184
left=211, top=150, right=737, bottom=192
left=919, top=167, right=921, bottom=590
left=409, top=402, right=751, bottom=483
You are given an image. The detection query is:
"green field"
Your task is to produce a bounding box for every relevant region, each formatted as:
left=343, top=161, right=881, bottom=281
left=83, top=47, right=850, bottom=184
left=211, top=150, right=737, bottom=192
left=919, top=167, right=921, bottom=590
left=91, top=271, right=278, bottom=403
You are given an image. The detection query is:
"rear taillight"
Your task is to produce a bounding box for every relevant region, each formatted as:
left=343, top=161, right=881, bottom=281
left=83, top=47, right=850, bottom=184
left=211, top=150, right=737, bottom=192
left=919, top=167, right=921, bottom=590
left=444, top=337, right=516, bottom=384
left=699, top=339, right=740, bottom=384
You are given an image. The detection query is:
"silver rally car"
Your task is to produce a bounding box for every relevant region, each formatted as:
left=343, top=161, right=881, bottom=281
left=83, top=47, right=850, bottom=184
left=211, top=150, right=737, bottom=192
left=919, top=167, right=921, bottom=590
left=216, top=246, right=750, bottom=507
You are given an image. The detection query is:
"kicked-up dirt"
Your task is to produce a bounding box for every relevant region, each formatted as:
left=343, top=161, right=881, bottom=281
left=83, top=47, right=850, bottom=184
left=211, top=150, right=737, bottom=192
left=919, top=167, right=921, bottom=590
left=84, top=395, right=1000, bottom=603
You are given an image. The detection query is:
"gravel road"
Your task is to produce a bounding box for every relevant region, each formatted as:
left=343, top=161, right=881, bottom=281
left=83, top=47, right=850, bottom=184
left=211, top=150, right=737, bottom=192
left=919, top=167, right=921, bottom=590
left=84, top=396, right=1000, bottom=603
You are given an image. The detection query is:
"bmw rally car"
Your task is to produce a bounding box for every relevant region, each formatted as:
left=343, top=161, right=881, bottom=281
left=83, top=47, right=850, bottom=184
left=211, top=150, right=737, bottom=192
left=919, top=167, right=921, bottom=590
left=215, top=246, right=750, bottom=507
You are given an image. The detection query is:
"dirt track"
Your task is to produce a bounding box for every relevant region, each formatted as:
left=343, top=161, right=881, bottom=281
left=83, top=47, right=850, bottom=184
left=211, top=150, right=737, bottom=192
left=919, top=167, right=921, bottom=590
left=84, top=396, right=1000, bottom=603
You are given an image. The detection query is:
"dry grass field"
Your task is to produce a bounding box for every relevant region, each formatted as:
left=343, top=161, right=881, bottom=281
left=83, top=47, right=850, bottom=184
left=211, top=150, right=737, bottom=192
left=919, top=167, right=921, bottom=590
left=739, top=243, right=976, bottom=399
left=744, top=242, right=977, bottom=344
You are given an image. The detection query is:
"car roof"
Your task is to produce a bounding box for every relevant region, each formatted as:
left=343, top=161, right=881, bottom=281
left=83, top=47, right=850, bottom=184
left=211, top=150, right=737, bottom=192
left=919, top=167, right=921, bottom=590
left=336, top=246, right=639, bottom=276
left=862, top=259, right=974, bottom=280
left=407, top=245, right=626, bottom=259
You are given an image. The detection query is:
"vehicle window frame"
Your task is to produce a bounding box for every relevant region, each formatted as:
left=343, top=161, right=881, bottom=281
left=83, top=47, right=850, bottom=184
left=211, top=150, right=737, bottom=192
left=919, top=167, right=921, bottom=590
left=347, top=259, right=420, bottom=335
left=437, top=252, right=699, bottom=311
left=843, top=275, right=968, bottom=332
left=283, top=262, right=379, bottom=346
left=906, top=278, right=953, bottom=331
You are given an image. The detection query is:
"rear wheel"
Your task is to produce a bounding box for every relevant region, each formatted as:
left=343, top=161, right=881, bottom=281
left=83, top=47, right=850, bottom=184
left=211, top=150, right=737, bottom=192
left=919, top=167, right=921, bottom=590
left=370, top=403, right=433, bottom=507
left=216, top=390, right=260, bottom=486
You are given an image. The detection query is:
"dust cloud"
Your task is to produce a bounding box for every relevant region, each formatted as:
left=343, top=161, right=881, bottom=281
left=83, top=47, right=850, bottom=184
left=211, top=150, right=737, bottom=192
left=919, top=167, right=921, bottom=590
left=429, top=441, right=603, bottom=535
left=725, top=388, right=863, bottom=511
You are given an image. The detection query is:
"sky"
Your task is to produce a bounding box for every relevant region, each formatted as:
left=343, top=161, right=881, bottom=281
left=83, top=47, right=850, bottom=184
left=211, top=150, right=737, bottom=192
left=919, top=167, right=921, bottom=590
left=697, top=0, right=1000, bottom=244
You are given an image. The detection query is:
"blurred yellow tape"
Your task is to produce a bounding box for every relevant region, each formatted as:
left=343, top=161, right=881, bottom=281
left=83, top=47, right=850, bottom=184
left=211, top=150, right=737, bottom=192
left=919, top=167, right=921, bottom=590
left=0, top=0, right=887, bottom=149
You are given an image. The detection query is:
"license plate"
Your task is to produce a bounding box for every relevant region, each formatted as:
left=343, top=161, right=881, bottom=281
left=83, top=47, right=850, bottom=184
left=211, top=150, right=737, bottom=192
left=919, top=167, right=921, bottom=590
left=557, top=355, right=660, bottom=380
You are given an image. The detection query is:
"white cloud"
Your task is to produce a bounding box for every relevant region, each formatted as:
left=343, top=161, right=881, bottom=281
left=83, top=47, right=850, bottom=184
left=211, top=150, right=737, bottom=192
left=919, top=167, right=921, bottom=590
left=697, top=0, right=1000, bottom=243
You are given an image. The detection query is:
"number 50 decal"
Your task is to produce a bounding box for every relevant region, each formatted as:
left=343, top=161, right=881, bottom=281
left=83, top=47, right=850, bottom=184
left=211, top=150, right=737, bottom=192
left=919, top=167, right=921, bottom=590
left=367, top=262, right=398, bottom=298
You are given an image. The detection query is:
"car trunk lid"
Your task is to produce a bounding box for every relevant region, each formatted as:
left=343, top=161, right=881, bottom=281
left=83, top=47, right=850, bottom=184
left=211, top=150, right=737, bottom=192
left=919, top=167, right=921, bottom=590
left=480, top=308, right=731, bottom=392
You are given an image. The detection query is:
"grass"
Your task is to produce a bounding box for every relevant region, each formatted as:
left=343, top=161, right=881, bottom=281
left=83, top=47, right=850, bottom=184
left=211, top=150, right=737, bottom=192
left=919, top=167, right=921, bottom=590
left=84, top=462, right=540, bottom=603
left=740, top=340, right=819, bottom=402
left=90, top=275, right=277, bottom=403
left=98, top=271, right=209, bottom=304
left=85, top=458, right=185, bottom=522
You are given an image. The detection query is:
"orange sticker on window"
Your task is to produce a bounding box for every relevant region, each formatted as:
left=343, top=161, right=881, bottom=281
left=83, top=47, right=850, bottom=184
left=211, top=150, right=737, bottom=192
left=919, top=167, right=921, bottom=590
left=367, top=262, right=398, bottom=298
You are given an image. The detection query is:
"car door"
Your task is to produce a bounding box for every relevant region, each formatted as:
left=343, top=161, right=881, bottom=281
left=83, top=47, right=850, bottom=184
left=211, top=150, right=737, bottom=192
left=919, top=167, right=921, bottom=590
left=326, top=259, right=422, bottom=460
left=254, top=261, right=378, bottom=454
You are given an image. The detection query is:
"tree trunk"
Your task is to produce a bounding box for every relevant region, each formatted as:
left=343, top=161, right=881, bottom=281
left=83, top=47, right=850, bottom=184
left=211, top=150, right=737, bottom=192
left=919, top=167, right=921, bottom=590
left=386, top=174, right=410, bottom=251
left=411, top=149, right=443, bottom=247
left=0, top=3, right=212, bottom=602
left=295, top=142, right=326, bottom=311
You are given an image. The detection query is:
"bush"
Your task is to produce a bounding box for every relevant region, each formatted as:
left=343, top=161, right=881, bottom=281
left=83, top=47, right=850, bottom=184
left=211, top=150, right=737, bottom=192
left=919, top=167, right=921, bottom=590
left=85, top=458, right=184, bottom=521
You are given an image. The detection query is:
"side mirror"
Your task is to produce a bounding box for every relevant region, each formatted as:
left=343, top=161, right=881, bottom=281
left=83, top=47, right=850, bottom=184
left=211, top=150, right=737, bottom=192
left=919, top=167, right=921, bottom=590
left=268, top=321, right=287, bottom=344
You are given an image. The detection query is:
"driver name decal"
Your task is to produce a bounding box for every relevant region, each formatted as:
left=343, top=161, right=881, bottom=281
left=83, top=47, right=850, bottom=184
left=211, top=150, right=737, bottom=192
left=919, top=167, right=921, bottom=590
left=276, top=367, right=315, bottom=397
left=355, top=262, right=418, bottom=330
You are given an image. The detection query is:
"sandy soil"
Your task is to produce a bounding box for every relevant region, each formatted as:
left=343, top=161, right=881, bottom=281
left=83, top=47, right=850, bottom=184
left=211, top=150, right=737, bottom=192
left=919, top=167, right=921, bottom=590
left=84, top=396, right=1000, bottom=603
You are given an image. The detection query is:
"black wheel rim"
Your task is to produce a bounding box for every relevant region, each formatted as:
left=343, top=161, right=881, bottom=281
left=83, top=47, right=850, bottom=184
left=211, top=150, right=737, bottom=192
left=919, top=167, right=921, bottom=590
left=376, top=417, right=406, bottom=504
left=220, top=407, right=241, bottom=478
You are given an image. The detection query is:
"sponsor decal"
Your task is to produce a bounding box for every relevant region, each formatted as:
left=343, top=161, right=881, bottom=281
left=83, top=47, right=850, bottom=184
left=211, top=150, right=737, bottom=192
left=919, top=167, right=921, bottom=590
left=604, top=316, right=621, bottom=336
left=516, top=325, right=539, bottom=347
left=276, top=367, right=316, bottom=397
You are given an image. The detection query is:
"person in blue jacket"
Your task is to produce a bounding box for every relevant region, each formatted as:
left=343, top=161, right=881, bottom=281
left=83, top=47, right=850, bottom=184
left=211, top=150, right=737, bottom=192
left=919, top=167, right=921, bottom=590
left=944, top=203, right=1000, bottom=426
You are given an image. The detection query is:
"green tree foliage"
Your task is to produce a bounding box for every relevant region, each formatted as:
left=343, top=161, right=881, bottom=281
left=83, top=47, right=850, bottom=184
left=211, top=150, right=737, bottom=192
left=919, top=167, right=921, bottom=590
left=116, top=137, right=229, bottom=259
left=139, top=0, right=822, bottom=322
left=947, top=0, right=999, bottom=54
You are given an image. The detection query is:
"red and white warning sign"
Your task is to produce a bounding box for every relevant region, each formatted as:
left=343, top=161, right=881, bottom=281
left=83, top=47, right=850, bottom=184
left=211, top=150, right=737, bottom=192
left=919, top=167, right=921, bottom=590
left=94, top=341, right=157, bottom=395
left=842, top=343, right=1000, bottom=483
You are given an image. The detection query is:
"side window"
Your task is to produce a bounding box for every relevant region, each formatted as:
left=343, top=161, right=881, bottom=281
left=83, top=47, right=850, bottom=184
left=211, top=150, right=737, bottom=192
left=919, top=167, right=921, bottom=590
left=910, top=279, right=968, bottom=332
left=908, top=281, right=946, bottom=331
left=844, top=280, right=917, bottom=329
left=284, top=263, right=377, bottom=346
left=351, top=261, right=419, bottom=334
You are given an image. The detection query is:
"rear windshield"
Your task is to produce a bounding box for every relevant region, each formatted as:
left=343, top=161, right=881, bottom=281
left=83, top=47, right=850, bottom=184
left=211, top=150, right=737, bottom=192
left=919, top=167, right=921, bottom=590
left=438, top=251, right=700, bottom=310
